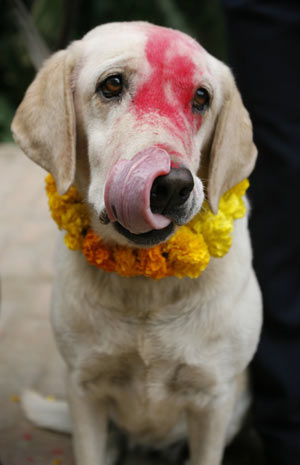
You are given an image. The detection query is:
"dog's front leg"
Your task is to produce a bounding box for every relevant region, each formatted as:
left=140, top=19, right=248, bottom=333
left=186, top=387, right=235, bottom=465
left=67, top=374, right=108, bottom=465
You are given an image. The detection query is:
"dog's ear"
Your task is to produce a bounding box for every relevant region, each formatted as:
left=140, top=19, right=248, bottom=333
left=11, top=50, right=76, bottom=194
left=205, top=72, right=257, bottom=214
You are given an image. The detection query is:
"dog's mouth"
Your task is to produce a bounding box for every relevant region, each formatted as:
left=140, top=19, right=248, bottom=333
left=102, top=146, right=203, bottom=246
left=113, top=221, right=175, bottom=246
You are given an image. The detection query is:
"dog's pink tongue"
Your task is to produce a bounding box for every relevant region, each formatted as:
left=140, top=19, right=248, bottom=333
left=104, top=147, right=171, bottom=234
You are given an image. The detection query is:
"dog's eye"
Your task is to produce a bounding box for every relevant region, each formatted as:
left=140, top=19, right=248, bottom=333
left=192, top=88, right=210, bottom=113
left=99, top=75, right=123, bottom=99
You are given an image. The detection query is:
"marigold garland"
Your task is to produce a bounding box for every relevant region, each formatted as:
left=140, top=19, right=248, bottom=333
left=45, top=174, right=249, bottom=279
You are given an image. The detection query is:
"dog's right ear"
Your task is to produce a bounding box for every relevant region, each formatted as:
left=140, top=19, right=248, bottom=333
left=11, top=50, right=76, bottom=194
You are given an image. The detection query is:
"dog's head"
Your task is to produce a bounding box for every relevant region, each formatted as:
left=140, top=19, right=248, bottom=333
left=11, top=22, right=257, bottom=247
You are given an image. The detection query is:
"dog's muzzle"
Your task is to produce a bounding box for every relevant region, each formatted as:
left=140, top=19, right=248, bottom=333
left=104, top=147, right=195, bottom=238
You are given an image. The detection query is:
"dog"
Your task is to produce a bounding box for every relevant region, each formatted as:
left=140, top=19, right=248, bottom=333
left=11, top=21, right=262, bottom=465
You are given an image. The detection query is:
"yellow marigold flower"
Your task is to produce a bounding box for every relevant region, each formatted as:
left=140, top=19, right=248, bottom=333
left=164, top=228, right=210, bottom=278
left=65, top=233, right=84, bottom=251
left=227, top=178, right=249, bottom=197
left=45, top=174, right=57, bottom=194
left=46, top=175, right=249, bottom=280
left=46, top=175, right=89, bottom=250
left=200, top=210, right=233, bottom=257
left=172, top=260, right=209, bottom=279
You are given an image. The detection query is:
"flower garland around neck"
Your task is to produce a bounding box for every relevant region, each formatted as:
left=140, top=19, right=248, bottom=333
left=45, top=174, right=249, bottom=280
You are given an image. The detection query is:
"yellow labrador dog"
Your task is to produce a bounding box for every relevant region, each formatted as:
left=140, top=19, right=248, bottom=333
left=11, top=22, right=262, bottom=465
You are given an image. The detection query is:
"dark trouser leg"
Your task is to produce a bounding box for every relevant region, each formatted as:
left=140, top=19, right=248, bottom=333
left=221, top=2, right=300, bottom=464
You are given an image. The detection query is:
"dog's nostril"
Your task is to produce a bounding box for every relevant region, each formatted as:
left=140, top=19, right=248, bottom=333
left=179, top=186, right=193, bottom=199
left=150, top=184, right=168, bottom=203
left=150, top=167, right=194, bottom=214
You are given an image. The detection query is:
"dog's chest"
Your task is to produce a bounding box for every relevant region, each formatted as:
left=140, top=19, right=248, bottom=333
left=77, top=314, right=216, bottom=442
left=79, top=350, right=201, bottom=444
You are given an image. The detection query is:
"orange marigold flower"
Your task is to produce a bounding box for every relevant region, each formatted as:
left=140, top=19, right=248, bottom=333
left=137, top=247, right=168, bottom=279
left=46, top=175, right=249, bottom=280
left=113, top=247, right=137, bottom=277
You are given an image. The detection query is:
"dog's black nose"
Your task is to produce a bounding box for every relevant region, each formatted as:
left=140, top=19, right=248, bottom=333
left=150, top=167, right=194, bottom=214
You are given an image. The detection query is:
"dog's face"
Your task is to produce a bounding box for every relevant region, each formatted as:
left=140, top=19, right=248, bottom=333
left=11, top=22, right=257, bottom=247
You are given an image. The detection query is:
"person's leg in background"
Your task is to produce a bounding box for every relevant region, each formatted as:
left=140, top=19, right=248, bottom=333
left=221, top=1, right=300, bottom=464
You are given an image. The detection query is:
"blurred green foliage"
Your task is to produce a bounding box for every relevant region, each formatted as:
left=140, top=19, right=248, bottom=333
left=0, top=0, right=226, bottom=142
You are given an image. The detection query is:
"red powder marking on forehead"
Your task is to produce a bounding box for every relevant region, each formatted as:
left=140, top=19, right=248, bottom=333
left=156, top=143, right=184, bottom=161
left=171, top=160, right=180, bottom=169
left=134, top=29, right=202, bottom=134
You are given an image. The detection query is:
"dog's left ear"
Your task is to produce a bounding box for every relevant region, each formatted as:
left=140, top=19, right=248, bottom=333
left=11, top=50, right=76, bottom=195
left=205, top=71, right=257, bottom=214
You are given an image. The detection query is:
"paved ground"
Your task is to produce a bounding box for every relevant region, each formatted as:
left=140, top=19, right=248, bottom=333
left=0, top=143, right=263, bottom=465
left=0, top=143, right=72, bottom=465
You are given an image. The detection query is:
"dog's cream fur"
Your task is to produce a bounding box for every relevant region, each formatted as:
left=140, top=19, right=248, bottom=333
left=12, top=22, right=262, bottom=465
